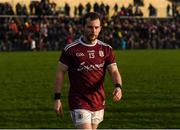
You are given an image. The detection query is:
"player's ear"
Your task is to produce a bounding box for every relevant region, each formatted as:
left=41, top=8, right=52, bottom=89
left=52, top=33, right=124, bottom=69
left=100, top=25, right=102, bottom=30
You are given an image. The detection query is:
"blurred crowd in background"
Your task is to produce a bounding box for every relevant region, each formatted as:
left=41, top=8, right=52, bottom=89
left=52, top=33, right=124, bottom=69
left=0, top=0, right=180, bottom=51
left=1, top=0, right=167, bottom=16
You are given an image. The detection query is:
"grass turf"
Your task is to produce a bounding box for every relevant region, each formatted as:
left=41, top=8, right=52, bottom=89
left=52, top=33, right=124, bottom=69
left=0, top=50, right=180, bottom=128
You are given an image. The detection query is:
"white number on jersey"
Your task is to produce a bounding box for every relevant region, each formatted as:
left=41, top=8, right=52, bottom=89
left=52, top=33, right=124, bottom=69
left=88, top=52, right=95, bottom=59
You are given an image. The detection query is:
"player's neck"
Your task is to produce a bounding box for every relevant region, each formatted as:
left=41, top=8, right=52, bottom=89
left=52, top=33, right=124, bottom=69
left=82, top=36, right=97, bottom=45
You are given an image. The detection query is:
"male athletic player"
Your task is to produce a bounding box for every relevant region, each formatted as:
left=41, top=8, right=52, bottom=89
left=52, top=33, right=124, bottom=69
left=54, top=12, right=123, bottom=129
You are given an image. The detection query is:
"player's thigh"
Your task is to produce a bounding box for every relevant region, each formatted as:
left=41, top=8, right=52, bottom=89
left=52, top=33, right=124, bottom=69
left=70, top=109, right=92, bottom=128
left=92, top=109, right=104, bottom=125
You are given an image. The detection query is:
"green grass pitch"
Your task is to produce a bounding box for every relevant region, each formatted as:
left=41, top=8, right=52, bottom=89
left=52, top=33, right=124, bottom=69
left=0, top=50, right=180, bottom=128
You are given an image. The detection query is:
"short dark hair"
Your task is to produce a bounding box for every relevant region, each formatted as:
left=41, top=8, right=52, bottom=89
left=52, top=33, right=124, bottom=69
left=82, top=12, right=101, bottom=26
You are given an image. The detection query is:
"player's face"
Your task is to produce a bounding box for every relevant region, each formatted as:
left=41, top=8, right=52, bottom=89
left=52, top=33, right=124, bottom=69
left=84, top=18, right=101, bottom=43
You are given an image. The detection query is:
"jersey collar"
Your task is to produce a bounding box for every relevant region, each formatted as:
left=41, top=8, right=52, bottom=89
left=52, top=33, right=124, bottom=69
left=79, top=36, right=97, bottom=47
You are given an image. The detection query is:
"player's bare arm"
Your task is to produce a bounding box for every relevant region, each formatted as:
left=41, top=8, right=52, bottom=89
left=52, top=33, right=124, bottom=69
left=107, top=63, right=122, bottom=102
left=54, top=62, right=68, bottom=116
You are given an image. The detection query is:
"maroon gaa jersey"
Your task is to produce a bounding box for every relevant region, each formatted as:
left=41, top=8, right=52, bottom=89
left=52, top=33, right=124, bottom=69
left=59, top=37, right=116, bottom=111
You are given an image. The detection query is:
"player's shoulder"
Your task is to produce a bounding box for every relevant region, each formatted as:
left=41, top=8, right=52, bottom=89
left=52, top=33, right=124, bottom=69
left=97, top=40, right=112, bottom=49
left=64, top=39, right=80, bottom=51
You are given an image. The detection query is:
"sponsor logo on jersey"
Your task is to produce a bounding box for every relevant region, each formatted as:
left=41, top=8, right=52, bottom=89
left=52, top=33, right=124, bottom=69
left=77, top=62, right=105, bottom=71
left=99, top=50, right=104, bottom=57
left=87, top=50, right=95, bottom=53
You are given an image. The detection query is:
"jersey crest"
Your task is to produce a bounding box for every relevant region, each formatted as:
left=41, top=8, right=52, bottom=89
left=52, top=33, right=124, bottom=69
left=99, top=50, right=104, bottom=57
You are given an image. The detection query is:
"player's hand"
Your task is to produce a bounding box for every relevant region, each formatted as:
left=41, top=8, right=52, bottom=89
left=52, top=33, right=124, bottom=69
left=113, top=87, right=122, bottom=102
left=54, top=99, right=63, bottom=116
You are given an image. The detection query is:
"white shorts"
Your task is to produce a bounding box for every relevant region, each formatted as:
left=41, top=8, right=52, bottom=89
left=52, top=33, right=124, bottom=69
left=70, top=109, right=104, bottom=126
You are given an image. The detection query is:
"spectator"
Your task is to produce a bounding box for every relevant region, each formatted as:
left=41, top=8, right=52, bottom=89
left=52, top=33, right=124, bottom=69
left=22, top=5, right=28, bottom=15
left=100, top=2, right=106, bottom=15
left=121, top=36, right=126, bottom=50
left=166, top=4, right=172, bottom=16
left=93, top=2, right=99, bottom=13
left=127, top=4, right=133, bottom=16
left=74, top=6, right=78, bottom=16
left=114, top=3, right=118, bottom=14
left=16, top=3, right=22, bottom=15
left=86, top=2, right=91, bottom=13
left=5, top=2, right=14, bottom=15
left=105, top=4, right=110, bottom=15
left=148, top=4, right=157, bottom=16
left=64, top=3, right=70, bottom=16
left=78, top=3, right=84, bottom=16
left=29, top=1, right=34, bottom=15
left=134, top=5, right=143, bottom=16
left=8, top=19, right=19, bottom=50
